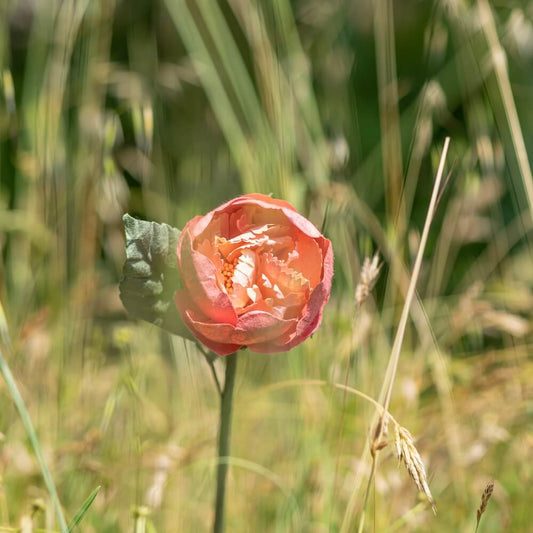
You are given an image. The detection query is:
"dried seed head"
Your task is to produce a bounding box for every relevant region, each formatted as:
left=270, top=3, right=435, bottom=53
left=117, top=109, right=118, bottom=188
left=394, top=424, right=436, bottom=513
left=476, top=480, right=495, bottom=529
left=355, top=254, right=382, bottom=308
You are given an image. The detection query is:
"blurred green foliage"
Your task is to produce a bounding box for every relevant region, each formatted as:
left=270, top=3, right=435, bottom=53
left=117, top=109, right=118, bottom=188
left=0, top=0, right=532, bottom=531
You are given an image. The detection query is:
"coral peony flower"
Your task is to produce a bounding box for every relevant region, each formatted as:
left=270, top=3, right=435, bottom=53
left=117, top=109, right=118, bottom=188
left=175, top=194, right=333, bottom=355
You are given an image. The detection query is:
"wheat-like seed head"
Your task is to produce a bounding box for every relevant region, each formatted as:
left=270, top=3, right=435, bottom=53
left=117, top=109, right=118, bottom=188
left=355, top=254, right=382, bottom=308
left=394, top=424, right=436, bottom=513
left=476, top=480, right=494, bottom=530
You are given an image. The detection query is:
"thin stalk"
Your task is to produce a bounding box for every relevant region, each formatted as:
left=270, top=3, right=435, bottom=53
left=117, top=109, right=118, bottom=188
left=0, top=351, right=68, bottom=533
left=381, top=137, right=450, bottom=416
left=164, top=0, right=259, bottom=190
left=356, top=460, right=377, bottom=533
left=132, top=505, right=149, bottom=533
left=0, top=303, right=68, bottom=532
left=341, top=138, right=451, bottom=533
left=476, top=0, right=533, bottom=222
left=374, top=0, right=404, bottom=226
left=199, top=347, right=222, bottom=396
left=214, top=353, right=238, bottom=533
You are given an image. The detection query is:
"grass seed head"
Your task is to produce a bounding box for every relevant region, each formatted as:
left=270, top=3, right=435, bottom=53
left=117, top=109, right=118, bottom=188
left=394, top=424, right=436, bottom=513
left=476, top=480, right=495, bottom=529
left=355, top=253, right=382, bottom=308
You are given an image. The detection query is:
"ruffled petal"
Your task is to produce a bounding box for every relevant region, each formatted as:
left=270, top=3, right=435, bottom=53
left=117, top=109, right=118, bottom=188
left=176, top=215, right=203, bottom=270
left=287, top=240, right=333, bottom=348
left=288, top=234, right=323, bottom=289
left=235, top=194, right=322, bottom=239
left=232, top=193, right=297, bottom=212
left=235, top=311, right=296, bottom=344
left=178, top=228, right=238, bottom=325
left=184, top=309, right=296, bottom=346
left=246, top=340, right=288, bottom=354
left=174, top=290, right=241, bottom=355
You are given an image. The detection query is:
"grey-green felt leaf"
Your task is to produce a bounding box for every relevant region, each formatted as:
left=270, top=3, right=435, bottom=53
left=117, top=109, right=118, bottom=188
left=119, top=214, right=192, bottom=339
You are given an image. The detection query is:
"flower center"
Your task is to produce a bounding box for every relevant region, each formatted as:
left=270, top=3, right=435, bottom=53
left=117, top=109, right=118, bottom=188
left=221, top=256, right=239, bottom=293
left=212, top=222, right=311, bottom=315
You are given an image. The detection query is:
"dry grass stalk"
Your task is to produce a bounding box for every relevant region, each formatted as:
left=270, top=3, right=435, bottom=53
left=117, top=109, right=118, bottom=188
left=394, top=424, right=436, bottom=513
left=341, top=139, right=450, bottom=533
left=477, top=0, right=533, bottom=219
left=370, top=414, right=389, bottom=457
left=475, top=480, right=494, bottom=532
left=355, top=253, right=382, bottom=308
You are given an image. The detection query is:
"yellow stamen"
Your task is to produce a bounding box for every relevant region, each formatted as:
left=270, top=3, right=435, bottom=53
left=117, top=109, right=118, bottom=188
left=220, top=253, right=240, bottom=294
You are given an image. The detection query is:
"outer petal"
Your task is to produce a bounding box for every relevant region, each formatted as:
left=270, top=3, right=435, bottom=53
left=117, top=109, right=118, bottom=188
left=287, top=284, right=328, bottom=348
left=233, top=193, right=297, bottom=212
left=288, top=239, right=333, bottom=347
left=183, top=194, right=283, bottom=240
left=178, top=228, right=237, bottom=325
left=175, top=290, right=241, bottom=355
left=248, top=291, right=325, bottom=353
left=247, top=340, right=290, bottom=354
left=185, top=309, right=296, bottom=346
left=235, top=311, right=296, bottom=344
left=229, top=194, right=321, bottom=238
left=176, top=215, right=203, bottom=269
left=287, top=233, right=323, bottom=288
left=250, top=238, right=333, bottom=353
left=190, top=194, right=303, bottom=240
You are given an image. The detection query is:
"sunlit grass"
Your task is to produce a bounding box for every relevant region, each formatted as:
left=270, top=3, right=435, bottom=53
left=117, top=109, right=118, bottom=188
left=1, top=0, right=532, bottom=531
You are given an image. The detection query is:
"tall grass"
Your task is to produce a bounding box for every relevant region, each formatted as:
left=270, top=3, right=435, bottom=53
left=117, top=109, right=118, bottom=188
left=1, top=0, right=532, bottom=531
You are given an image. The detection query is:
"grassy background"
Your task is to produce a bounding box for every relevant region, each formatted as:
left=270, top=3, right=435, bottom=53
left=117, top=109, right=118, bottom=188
left=1, top=0, right=533, bottom=531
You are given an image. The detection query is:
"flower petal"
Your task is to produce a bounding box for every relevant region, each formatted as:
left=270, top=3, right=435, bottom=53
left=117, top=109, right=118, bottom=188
left=235, top=195, right=322, bottom=239
left=232, top=193, right=297, bottom=212
left=178, top=227, right=237, bottom=325
left=288, top=234, right=323, bottom=288
left=184, top=309, right=296, bottom=346
left=174, top=290, right=241, bottom=355
left=287, top=240, right=333, bottom=348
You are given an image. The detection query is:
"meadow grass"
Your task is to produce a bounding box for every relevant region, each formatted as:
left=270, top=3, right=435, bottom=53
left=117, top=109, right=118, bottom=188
left=1, top=0, right=532, bottom=531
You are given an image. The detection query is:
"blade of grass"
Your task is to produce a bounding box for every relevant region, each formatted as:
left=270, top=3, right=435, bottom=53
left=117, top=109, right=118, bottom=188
left=163, top=0, right=260, bottom=192
left=166, top=0, right=331, bottom=194
left=476, top=0, right=533, bottom=224
left=0, top=302, right=68, bottom=533
left=341, top=138, right=451, bottom=533
left=194, top=0, right=289, bottom=195
left=271, top=0, right=331, bottom=186
left=445, top=0, right=533, bottom=243
left=226, top=0, right=295, bottom=198
left=194, top=0, right=275, bottom=142
left=382, top=137, right=450, bottom=414
left=67, top=485, right=101, bottom=532
left=374, top=0, right=404, bottom=226
left=328, top=151, right=464, bottom=507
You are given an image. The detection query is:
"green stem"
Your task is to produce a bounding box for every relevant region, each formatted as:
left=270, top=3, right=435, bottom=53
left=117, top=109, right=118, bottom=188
left=213, top=353, right=238, bottom=533
left=0, top=347, right=68, bottom=533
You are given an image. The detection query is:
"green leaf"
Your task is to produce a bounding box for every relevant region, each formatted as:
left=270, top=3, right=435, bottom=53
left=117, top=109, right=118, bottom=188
left=67, top=485, right=101, bottom=531
left=119, top=214, right=192, bottom=339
